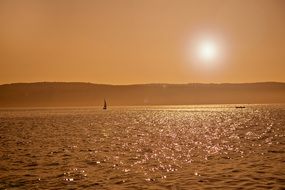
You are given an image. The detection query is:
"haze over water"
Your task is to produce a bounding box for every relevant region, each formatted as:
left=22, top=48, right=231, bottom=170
left=1, top=105, right=284, bottom=189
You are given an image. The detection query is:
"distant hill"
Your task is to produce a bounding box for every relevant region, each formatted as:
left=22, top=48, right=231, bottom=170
left=0, top=82, right=284, bottom=107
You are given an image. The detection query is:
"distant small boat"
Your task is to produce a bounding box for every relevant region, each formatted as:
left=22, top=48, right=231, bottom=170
left=235, top=106, right=245, bottom=109
left=103, top=99, right=107, bottom=110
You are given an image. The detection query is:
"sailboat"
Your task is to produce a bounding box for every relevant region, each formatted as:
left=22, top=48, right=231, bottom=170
left=103, top=99, right=107, bottom=110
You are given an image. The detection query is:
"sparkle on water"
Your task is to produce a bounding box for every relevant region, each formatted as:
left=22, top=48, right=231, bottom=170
left=0, top=105, right=284, bottom=189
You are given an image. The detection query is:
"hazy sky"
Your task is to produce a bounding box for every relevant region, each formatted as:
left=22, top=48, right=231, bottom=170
left=0, top=0, right=284, bottom=84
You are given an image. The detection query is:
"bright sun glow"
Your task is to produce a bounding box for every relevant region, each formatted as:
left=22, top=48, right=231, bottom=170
left=186, top=35, right=225, bottom=71
left=198, top=40, right=218, bottom=62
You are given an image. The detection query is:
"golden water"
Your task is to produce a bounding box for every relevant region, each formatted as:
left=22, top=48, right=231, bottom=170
left=0, top=105, right=284, bottom=189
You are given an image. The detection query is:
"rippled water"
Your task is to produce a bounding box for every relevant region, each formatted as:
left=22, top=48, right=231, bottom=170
left=0, top=105, right=284, bottom=189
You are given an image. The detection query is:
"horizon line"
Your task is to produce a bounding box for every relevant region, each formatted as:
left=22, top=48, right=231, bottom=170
left=1, top=81, right=285, bottom=86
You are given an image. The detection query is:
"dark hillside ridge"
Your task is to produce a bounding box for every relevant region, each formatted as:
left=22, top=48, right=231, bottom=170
left=0, top=82, right=284, bottom=107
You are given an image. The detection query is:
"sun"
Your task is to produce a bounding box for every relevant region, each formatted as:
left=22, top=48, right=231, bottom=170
left=185, top=35, right=225, bottom=71
left=197, top=40, right=218, bottom=62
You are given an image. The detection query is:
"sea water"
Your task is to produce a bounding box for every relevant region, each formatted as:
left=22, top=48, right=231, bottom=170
left=0, top=105, right=284, bottom=189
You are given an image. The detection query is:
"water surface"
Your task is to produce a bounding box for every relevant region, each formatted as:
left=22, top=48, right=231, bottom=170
left=0, top=105, right=284, bottom=189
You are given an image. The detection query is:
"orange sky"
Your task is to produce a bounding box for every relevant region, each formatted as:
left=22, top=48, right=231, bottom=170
left=0, top=0, right=284, bottom=84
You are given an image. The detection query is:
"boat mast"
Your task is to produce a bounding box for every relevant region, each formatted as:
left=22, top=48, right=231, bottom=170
left=103, top=99, right=107, bottom=110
